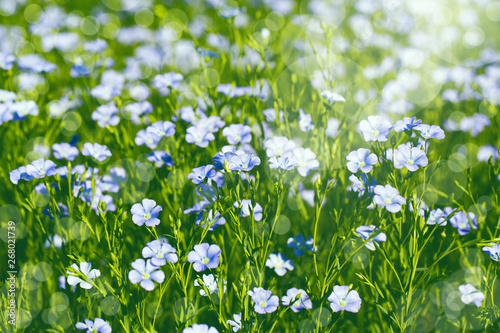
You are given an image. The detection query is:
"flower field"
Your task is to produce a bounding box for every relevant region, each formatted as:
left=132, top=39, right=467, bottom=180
left=1, top=0, right=500, bottom=332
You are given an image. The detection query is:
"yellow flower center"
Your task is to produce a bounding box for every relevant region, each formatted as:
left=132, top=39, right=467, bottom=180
left=144, top=213, right=151, bottom=220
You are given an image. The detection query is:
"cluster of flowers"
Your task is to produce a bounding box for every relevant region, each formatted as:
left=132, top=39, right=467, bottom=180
left=9, top=142, right=122, bottom=216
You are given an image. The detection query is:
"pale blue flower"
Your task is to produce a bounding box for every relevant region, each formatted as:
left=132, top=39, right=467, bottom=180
left=91, top=102, right=120, bottom=127
left=358, top=116, right=392, bottom=142
left=459, top=284, right=484, bottom=307
left=183, top=324, right=219, bottom=333
left=187, top=165, right=216, bottom=184
left=269, top=156, right=298, bottom=171
left=282, top=288, right=313, bottom=312
left=356, top=225, right=387, bottom=251
left=26, top=158, right=57, bottom=178
left=196, top=209, right=226, bottom=231
left=194, top=274, right=226, bottom=296
left=292, top=147, right=319, bottom=176
left=393, top=146, right=428, bottom=171
left=9, top=100, right=39, bottom=119
left=346, top=148, right=377, bottom=173
left=123, top=101, right=153, bottom=124
left=83, top=39, right=108, bottom=53
left=227, top=153, right=261, bottom=172
left=326, top=118, right=340, bottom=138
left=91, top=84, right=121, bottom=101
left=152, top=72, right=183, bottom=95
left=266, top=253, right=294, bottom=276
left=213, top=151, right=237, bottom=171
left=248, top=287, right=279, bottom=314
left=135, top=130, right=162, bottom=149
left=196, top=115, right=225, bottom=133
left=449, top=211, right=477, bottom=235
left=373, top=184, right=406, bottom=213
left=187, top=243, right=222, bottom=272
left=321, top=90, right=346, bottom=104
left=128, top=258, right=165, bottom=291
left=393, top=116, right=422, bottom=132
left=67, top=262, right=101, bottom=290
left=415, top=124, right=445, bottom=140
left=264, top=136, right=296, bottom=157
left=227, top=313, right=242, bottom=332
left=147, top=151, right=174, bottom=168
left=477, top=145, right=498, bottom=163
left=131, top=199, right=162, bottom=227
left=298, top=109, right=314, bottom=132
left=426, top=208, right=447, bottom=226
left=76, top=318, right=111, bottom=333
left=328, top=285, right=362, bottom=313
left=482, top=243, right=500, bottom=261
left=0, top=52, right=15, bottom=70
left=185, top=126, right=215, bottom=148
left=234, top=199, right=263, bottom=221
left=142, top=239, right=178, bottom=266
left=82, top=143, right=112, bottom=161
left=220, top=6, right=246, bottom=19
left=147, top=120, right=176, bottom=138
left=52, top=143, right=79, bottom=161
left=349, top=173, right=376, bottom=197
left=17, top=54, right=56, bottom=73
left=222, top=124, right=253, bottom=145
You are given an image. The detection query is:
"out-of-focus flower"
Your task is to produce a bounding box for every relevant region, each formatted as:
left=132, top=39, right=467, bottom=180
left=82, top=143, right=112, bottom=161
left=67, top=262, right=101, bottom=290
left=482, top=243, right=500, bottom=262
left=227, top=313, right=242, bottom=332
left=459, top=284, right=484, bottom=307
left=222, top=124, right=253, bottom=145
left=449, top=211, right=477, bottom=235
left=321, top=90, right=346, bottom=104
left=76, top=318, right=112, bottom=333
left=26, top=158, right=57, bottom=179
left=292, top=148, right=319, bottom=176
left=415, top=124, right=445, bottom=140
left=355, top=225, right=387, bottom=250
left=234, top=199, right=263, bottom=221
left=52, top=143, right=79, bottom=161
left=91, top=102, right=120, bottom=128
left=183, top=324, right=219, bottom=333
left=266, top=253, right=294, bottom=276
left=287, top=234, right=316, bottom=256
